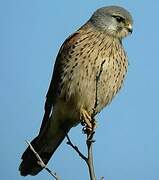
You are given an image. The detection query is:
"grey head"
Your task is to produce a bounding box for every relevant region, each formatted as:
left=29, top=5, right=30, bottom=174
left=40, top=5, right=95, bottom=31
left=90, top=6, right=133, bottom=39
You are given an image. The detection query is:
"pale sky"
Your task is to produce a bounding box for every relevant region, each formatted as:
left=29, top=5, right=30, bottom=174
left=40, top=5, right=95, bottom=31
left=0, top=1, right=159, bottom=180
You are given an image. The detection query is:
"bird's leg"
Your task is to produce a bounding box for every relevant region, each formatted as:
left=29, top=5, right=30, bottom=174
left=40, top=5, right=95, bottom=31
left=80, top=108, right=96, bottom=133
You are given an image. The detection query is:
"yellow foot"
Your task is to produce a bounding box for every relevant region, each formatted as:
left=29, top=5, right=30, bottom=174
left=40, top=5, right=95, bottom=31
left=80, top=108, right=96, bottom=132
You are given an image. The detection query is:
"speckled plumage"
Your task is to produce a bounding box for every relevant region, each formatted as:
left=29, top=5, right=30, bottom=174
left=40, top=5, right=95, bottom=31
left=19, top=6, right=133, bottom=176
left=53, top=23, right=128, bottom=117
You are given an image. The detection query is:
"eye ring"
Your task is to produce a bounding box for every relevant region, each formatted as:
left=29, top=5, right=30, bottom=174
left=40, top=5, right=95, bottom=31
left=112, top=15, right=125, bottom=23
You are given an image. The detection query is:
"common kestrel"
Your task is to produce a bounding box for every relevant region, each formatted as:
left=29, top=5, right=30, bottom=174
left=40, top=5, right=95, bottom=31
left=19, top=5, right=133, bottom=176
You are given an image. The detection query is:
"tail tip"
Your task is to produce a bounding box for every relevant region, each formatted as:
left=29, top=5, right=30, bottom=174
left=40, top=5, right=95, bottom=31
left=19, top=160, right=41, bottom=176
left=19, top=162, right=28, bottom=176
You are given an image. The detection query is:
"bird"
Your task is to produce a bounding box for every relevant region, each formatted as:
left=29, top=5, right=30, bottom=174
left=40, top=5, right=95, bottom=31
left=19, top=5, right=133, bottom=176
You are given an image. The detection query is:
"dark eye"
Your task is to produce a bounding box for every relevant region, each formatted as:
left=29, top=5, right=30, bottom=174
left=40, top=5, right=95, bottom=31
left=112, top=15, right=125, bottom=23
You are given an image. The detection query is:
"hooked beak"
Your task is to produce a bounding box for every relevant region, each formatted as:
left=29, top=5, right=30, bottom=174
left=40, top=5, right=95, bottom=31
left=126, top=23, right=133, bottom=33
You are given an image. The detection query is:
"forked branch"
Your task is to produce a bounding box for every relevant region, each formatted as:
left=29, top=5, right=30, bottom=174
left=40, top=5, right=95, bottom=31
left=66, top=119, right=96, bottom=180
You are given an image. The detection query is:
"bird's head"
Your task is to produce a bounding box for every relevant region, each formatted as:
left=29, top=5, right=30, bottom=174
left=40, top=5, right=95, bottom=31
left=90, top=6, right=133, bottom=39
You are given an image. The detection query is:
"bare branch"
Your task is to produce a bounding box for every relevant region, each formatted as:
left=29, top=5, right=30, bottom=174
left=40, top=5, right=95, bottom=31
left=25, top=140, right=60, bottom=180
left=86, top=120, right=96, bottom=180
left=66, top=135, right=87, bottom=161
left=66, top=118, right=97, bottom=180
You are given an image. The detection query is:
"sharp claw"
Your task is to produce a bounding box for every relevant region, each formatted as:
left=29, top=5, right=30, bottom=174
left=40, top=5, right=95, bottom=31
left=80, top=108, right=96, bottom=133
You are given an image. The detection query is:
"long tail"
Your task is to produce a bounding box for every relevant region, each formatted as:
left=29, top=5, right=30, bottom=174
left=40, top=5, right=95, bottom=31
left=19, top=116, right=70, bottom=176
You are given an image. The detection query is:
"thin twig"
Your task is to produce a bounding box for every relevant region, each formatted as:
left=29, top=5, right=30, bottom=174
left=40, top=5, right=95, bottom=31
left=66, top=135, right=87, bottom=161
left=66, top=122, right=96, bottom=180
left=92, top=60, right=106, bottom=116
left=25, top=140, right=60, bottom=180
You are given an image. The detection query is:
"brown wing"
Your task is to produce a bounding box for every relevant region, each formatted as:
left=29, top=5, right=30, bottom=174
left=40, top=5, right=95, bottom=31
left=39, top=32, right=81, bottom=134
